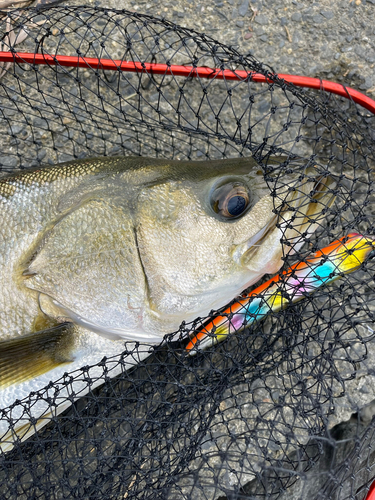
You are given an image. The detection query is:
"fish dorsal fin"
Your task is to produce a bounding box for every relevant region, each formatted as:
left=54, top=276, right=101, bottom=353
left=23, top=199, right=154, bottom=341
left=0, top=323, right=75, bottom=389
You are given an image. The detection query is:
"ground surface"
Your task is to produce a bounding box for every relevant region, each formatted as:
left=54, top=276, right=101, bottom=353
left=0, top=2, right=374, bottom=499
left=68, top=0, right=375, bottom=93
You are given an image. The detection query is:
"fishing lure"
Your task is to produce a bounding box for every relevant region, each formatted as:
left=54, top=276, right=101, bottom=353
left=186, top=233, right=375, bottom=354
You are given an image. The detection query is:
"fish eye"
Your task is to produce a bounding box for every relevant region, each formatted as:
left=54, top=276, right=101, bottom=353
left=211, top=182, right=251, bottom=219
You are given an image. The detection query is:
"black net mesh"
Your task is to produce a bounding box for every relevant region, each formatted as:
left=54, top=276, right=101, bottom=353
left=0, top=6, right=375, bottom=500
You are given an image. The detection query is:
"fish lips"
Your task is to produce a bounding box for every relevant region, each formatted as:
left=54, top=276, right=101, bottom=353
left=231, top=214, right=278, bottom=268
left=233, top=172, right=337, bottom=270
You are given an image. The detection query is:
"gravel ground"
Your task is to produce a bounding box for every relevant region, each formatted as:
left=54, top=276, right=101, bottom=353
left=68, top=0, right=375, bottom=92
left=0, top=1, right=375, bottom=499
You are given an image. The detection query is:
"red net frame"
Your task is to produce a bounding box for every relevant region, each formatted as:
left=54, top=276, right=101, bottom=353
left=0, top=50, right=374, bottom=114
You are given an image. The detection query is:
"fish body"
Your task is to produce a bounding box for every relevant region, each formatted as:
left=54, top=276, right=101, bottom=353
left=0, top=155, right=335, bottom=449
left=186, top=233, right=375, bottom=354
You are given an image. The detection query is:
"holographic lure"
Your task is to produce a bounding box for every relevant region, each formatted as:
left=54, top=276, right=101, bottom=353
left=186, top=233, right=375, bottom=355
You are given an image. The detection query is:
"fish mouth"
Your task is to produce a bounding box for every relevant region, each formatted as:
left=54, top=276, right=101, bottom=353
left=278, top=170, right=337, bottom=254
left=231, top=213, right=278, bottom=265
left=235, top=169, right=337, bottom=268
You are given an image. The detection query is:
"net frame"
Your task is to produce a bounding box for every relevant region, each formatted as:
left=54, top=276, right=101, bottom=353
left=0, top=51, right=374, bottom=112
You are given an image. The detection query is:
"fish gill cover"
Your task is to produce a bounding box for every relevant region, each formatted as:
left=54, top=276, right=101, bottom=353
left=0, top=5, right=374, bottom=500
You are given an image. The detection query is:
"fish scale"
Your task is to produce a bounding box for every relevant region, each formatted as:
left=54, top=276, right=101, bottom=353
left=0, top=154, right=335, bottom=451
left=0, top=159, right=106, bottom=339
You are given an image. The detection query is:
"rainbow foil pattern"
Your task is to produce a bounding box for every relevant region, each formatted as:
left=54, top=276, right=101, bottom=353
left=186, top=233, right=375, bottom=355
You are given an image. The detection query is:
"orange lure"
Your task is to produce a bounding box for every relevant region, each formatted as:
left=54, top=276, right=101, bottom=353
left=186, top=233, right=375, bottom=355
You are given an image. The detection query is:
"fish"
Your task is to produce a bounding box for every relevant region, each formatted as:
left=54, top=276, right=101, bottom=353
left=0, top=155, right=335, bottom=450
left=186, top=233, right=375, bottom=354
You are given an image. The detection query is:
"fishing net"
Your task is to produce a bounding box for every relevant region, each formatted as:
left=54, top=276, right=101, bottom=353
left=0, top=6, right=375, bottom=500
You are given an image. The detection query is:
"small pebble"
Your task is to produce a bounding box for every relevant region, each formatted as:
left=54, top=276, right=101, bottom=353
left=302, top=13, right=313, bottom=22
left=354, top=44, right=365, bottom=57
left=236, top=20, right=244, bottom=28
left=244, top=32, right=252, bottom=40
left=313, top=14, right=324, bottom=24
left=33, top=118, right=48, bottom=128
left=59, top=154, right=75, bottom=163
left=238, top=0, right=249, bottom=17
left=9, top=124, right=23, bottom=134
left=321, top=10, right=334, bottom=19
left=291, top=12, right=302, bottom=22
left=3, top=108, right=14, bottom=118
left=254, top=26, right=265, bottom=36
left=0, top=156, right=17, bottom=168
left=255, top=14, right=269, bottom=25
left=361, top=76, right=375, bottom=89
left=37, top=150, right=47, bottom=161
left=365, top=52, right=375, bottom=63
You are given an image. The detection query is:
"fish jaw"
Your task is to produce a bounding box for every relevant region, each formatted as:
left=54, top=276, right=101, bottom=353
left=134, top=164, right=335, bottom=334
left=233, top=170, right=337, bottom=275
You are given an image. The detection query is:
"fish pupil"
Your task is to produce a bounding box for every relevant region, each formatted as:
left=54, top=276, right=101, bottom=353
left=210, top=181, right=251, bottom=220
left=227, top=196, right=246, bottom=216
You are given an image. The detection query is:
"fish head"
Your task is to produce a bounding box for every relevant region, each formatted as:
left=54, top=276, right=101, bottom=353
left=22, top=156, right=336, bottom=340
left=135, top=157, right=336, bottom=324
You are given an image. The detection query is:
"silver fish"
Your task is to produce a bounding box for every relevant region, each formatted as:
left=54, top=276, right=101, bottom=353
left=0, top=155, right=335, bottom=450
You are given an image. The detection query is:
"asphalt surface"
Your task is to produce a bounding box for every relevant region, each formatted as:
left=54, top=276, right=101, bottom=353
left=69, top=0, right=375, bottom=93
left=0, top=1, right=375, bottom=499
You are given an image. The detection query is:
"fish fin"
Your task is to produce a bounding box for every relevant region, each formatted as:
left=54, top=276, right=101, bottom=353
left=0, top=323, right=75, bottom=389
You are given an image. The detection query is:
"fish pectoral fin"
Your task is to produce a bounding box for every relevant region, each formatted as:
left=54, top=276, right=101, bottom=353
left=0, top=323, right=75, bottom=389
